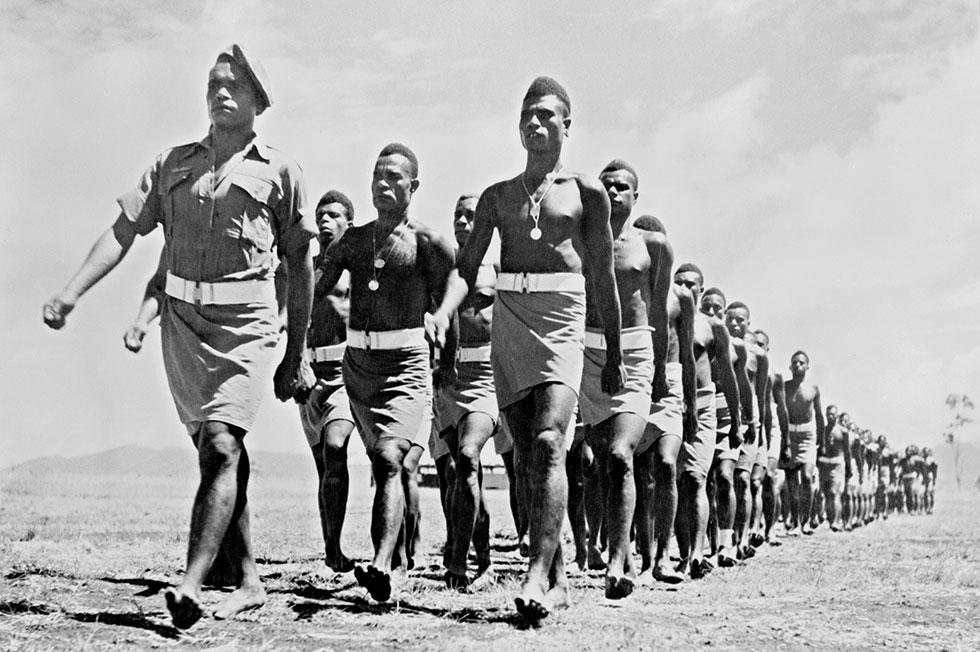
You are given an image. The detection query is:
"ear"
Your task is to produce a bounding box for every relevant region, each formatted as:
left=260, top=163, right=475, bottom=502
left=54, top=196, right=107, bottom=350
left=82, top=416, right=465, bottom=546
left=563, top=116, right=571, bottom=134
left=410, top=178, right=420, bottom=193
left=633, top=190, right=639, bottom=201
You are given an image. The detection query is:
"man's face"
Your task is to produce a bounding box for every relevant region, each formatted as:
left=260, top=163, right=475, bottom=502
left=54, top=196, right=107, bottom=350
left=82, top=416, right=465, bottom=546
left=519, top=94, right=569, bottom=153
left=207, top=60, right=259, bottom=131
left=826, top=405, right=838, bottom=423
left=673, top=271, right=703, bottom=304
left=789, top=353, right=809, bottom=377
left=372, top=154, right=418, bottom=212
left=725, top=306, right=750, bottom=339
left=700, top=293, right=725, bottom=319
left=453, top=197, right=478, bottom=248
left=316, top=202, right=350, bottom=246
left=599, top=170, right=637, bottom=219
left=755, top=333, right=770, bottom=354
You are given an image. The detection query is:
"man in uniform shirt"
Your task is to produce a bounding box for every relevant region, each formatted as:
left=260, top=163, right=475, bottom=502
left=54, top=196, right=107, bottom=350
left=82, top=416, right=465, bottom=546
left=44, top=45, right=317, bottom=628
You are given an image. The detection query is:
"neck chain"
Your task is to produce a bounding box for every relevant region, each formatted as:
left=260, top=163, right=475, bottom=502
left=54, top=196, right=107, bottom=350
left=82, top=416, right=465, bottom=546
left=520, top=167, right=561, bottom=240
left=368, top=220, right=402, bottom=292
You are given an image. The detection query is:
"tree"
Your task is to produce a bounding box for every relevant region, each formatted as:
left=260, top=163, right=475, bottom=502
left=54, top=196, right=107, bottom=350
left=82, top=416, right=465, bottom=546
left=943, top=394, right=974, bottom=491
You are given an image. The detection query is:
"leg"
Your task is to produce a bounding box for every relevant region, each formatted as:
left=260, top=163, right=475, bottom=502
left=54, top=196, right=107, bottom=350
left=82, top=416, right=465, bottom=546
left=679, top=471, right=712, bottom=578
left=318, top=420, right=355, bottom=572
left=501, top=450, right=528, bottom=555
left=650, top=434, right=683, bottom=583
left=714, top=459, right=737, bottom=565
left=582, top=431, right=608, bottom=571
left=733, top=468, right=751, bottom=555
left=633, top=445, right=655, bottom=584
left=355, top=437, right=411, bottom=602
left=507, top=384, right=577, bottom=622
left=599, top=413, right=646, bottom=597
left=446, top=412, right=495, bottom=583
left=799, top=463, right=815, bottom=534
left=748, top=464, right=766, bottom=548
left=401, top=445, right=423, bottom=571
left=435, top=449, right=457, bottom=566
left=565, top=438, right=589, bottom=571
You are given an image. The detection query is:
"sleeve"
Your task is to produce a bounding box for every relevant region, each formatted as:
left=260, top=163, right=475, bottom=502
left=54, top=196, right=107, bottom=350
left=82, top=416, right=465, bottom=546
left=273, top=158, right=317, bottom=256
left=116, top=155, right=163, bottom=236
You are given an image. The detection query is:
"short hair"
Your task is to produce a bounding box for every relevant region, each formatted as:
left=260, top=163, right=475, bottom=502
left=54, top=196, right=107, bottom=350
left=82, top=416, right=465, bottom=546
left=826, top=404, right=837, bottom=411
left=726, top=301, right=750, bottom=316
left=674, top=263, right=703, bottom=283
left=754, top=328, right=769, bottom=340
left=702, top=287, right=726, bottom=303
left=523, top=76, right=571, bottom=116
left=600, top=159, right=639, bottom=191
left=791, top=350, right=810, bottom=363
left=378, top=142, right=419, bottom=178
left=315, top=190, right=354, bottom=221
left=456, top=193, right=478, bottom=205
left=634, top=214, right=665, bottom=234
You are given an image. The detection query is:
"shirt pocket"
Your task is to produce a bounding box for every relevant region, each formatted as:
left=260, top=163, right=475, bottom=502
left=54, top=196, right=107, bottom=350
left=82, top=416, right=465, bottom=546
left=159, top=167, right=194, bottom=235
left=229, top=173, right=277, bottom=252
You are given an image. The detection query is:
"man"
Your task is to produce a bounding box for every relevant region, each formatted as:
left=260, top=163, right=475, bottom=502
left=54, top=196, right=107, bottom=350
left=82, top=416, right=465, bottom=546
left=297, top=191, right=358, bottom=573
left=427, top=77, right=624, bottom=622
left=705, top=295, right=752, bottom=566
left=43, top=46, right=316, bottom=628
left=437, top=194, right=497, bottom=588
left=816, top=404, right=850, bottom=531
left=317, top=143, right=455, bottom=602
left=723, top=302, right=768, bottom=559
left=781, top=350, right=825, bottom=535
left=754, top=330, right=788, bottom=545
left=875, top=434, right=896, bottom=520
left=898, top=445, right=923, bottom=514
left=922, top=446, right=937, bottom=514
left=579, top=163, right=682, bottom=597
left=673, top=269, right=740, bottom=579
left=845, top=421, right=867, bottom=528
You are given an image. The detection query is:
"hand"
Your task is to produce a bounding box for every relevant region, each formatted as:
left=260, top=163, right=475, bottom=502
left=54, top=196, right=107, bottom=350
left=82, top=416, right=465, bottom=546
left=433, top=362, right=457, bottom=390
left=744, top=424, right=756, bottom=446
left=424, top=310, right=450, bottom=348
left=728, top=422, right=743, bottom=450
left=683, top=403, right=697, bottom=443
left=601, top=356, right=626, bottom=395
left=274, top=355, right=316, bottom=403
left=123, top=321, right=148, bottom=353
left=43, top=294, right=76, bottom=330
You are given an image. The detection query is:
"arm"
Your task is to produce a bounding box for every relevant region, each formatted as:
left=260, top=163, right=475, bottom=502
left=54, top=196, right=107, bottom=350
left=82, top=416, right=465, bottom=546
left=755, top=353, right=769, bottom=450
left=427, top=188, right=496, bottom=347
left=843, top=430, right=852, bottom=479
left=578, top=176, right=624, bottom=395
left=813, top=386, right=825, bottom=454
left=675, top=286, right=697, bottom=443
left=761, top=375, right=773, bottom=451
left=273, top=238, right=315, bottom=402
left=711, top=323, right=743, bottom=447
left=123, top=244, right=167, bottom=353
left=44, top=214, right=137, bottom=329
left=732, top=341, right=754, bottom=444
left=773, top=375, right=790, bottom=458
left=423, top=230, right=458, bottom=378
left=646, top=233, right=672, bottom=399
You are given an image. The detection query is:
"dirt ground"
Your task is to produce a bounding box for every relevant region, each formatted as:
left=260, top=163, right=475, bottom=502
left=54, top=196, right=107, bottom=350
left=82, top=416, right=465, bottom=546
left=2, top=462, right=979, bottom=651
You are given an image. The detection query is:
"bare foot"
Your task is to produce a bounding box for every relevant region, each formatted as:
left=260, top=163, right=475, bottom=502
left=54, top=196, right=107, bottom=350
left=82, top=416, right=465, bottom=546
left=652, top=562, right=684, bottom=585
left=689, top=557, right=714, bottom=580
left=514, top=580, right=550, bottom=623
left=604, top=573, right=635, bottom=599
left=164, top=588, right=203, bottom=630
left=544, top=580, right=572, bottom=611
left=469, top=567, right=498, bottom=591
left=204, top=554, right=241, bottom=588
left=444, top=570, right=469, bottom=591
left=355, top=564, right=392, bottom=602
left=748, top=532, right=766, bottom=548
left=325, top=552, right=355, bottom=574
left=213, top=585, right=266, bottom=620
left=587, top=546, right=607, bottom=571
left=636, top=568, right=654, bottom=587
left=717, top=548, right=737, bottom=568
left=673, top=558, right=690, bottom=576
left=518, top=536, right=530, bottom=558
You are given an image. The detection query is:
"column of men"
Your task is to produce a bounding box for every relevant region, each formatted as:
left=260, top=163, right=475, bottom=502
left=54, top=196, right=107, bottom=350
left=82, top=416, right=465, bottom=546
left=43, top=47, right=937, bottom=630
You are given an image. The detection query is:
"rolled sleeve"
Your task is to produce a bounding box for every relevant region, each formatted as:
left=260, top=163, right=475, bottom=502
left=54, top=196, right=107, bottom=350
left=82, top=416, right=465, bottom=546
left=273, top=160, right=317, bottom=256
left=116, top=157, right=162, bottom=236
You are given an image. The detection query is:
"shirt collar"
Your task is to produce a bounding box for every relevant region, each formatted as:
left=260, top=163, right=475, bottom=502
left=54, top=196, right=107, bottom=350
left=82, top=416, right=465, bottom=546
left=181, top=131, right=270, bottom=163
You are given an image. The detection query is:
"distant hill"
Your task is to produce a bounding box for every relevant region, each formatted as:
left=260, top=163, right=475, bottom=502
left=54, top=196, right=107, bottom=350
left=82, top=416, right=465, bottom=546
left=0, top=444, right=364, bottom=483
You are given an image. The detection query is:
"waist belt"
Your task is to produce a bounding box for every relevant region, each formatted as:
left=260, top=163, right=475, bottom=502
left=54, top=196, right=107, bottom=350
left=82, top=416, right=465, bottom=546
left=496, top=272, right=585, bottom=294
left=309, top=343, right=346, bottom=363
left=788, top=420, right=816, bottom=433
left=584, top=326, right=653, bottom=351
left=457, top=344, right=492, bottom=363
left=165, top=272, right=275, bottom=306
left=346, top=327, right=426, bottom=350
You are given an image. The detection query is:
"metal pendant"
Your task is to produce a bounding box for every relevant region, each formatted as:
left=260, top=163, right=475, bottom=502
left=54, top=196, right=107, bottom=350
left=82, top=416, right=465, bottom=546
left=368, top=279, right=380, bottom=291
left=374, top=258, right=385, bottom=269
left=530, top=227, right=542, bottom=240
left=529, top=204, right=540, bottom=220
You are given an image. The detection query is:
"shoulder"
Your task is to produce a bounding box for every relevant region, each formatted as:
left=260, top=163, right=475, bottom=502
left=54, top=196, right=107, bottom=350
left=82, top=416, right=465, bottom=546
left=569, top=171, right=605, bottom=196
left=412, top=221, right=454, bottom=254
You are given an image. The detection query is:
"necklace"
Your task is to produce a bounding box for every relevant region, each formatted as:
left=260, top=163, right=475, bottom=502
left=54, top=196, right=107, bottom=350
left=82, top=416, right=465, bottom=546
left=520, top=167, right=561, bottom=240
left=369, top=220, right=402, bottom=292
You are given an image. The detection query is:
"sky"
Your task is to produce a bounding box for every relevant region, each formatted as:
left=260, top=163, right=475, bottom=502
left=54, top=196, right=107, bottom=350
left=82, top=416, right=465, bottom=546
left=1, top=0, right=979, bottom=467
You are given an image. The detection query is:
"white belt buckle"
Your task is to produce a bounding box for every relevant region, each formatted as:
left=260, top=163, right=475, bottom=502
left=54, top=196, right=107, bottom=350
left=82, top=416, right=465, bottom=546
left=192, top=282, right=203, bottom=305
left=520, top=273, right=529, bottom=294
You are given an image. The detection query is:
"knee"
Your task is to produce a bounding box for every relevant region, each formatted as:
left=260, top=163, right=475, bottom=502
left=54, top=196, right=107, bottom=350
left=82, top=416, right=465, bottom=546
left=371, top=440, right=406, bottom=479
left=750, top=475, right=764, bottom=493
left=531, top=428, right=565, bottom=463
left=608, top=445, right=634, bottom=479
left=456, top=445, right=481, bottom=478
left=198, top=427, right=242, bottom=470
left=652, top=456, right=677, bottom=485
left=716, top=472, right=734, bottom=494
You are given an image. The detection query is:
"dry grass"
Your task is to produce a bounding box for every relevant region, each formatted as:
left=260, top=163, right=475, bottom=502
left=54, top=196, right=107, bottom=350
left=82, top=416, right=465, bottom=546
left=1, top=464, right=979, bottom=651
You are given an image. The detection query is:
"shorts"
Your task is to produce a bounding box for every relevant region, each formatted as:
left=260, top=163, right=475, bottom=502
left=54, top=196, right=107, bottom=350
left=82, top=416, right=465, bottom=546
left=637, top=362, right=682, bottom=455
left=298, top=373, right=355, bottom=448
left=714, top=393, right=739, bottom=463
left=678, top=384, right=717, bottom=480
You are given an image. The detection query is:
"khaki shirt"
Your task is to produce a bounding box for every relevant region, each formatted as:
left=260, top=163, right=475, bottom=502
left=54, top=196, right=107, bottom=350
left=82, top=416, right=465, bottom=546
left=118, top=133, right=315, bottom=283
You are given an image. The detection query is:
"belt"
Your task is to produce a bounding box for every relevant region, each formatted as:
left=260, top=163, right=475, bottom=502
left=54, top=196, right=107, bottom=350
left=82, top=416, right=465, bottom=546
left=496, top=272, right=585, bottom=294
left=788, top=421, right=816, bottom=433
left=165, top=272, right=275, bottom=306
left=346, top=327, right=426, bottom=350
left=457, top=344, right=491, bottom=363
left=584, top=327, right=653, bottom=351
left=309, top=343, right=346, bottom=363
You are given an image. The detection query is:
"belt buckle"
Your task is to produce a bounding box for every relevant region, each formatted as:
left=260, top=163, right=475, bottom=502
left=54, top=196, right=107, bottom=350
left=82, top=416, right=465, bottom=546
left=520, top=273, right=529, bottom=293
left=192, top=282, right=203, bottom=305
left=365, top=331, right=373, bottom=351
